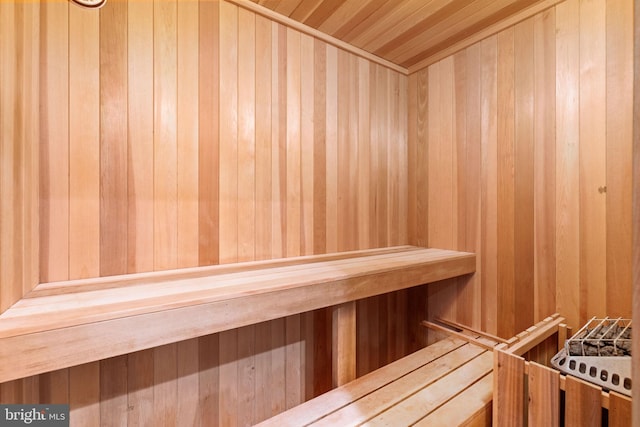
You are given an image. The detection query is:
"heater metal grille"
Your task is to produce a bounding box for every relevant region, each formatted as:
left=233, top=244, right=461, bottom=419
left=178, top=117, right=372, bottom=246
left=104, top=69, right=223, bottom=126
left=550, top=317, right=632, bottom=397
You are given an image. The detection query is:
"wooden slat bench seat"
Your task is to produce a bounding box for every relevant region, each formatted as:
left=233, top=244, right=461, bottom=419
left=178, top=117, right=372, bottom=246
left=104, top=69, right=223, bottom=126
left=0, top=246, right=475, bottom=383
left=256, top=336, right=494, bottom=427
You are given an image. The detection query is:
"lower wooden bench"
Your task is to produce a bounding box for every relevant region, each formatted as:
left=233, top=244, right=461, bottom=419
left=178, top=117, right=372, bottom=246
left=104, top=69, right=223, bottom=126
left=256, top=336, right=493, bottom=427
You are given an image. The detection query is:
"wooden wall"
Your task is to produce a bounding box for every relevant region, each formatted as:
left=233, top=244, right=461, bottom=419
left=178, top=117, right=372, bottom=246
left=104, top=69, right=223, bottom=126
left=408, top=0, right=634, bottom=338
left=0, top=0, right=411, bottom=425
left=0, top=1, right=40, bottom=313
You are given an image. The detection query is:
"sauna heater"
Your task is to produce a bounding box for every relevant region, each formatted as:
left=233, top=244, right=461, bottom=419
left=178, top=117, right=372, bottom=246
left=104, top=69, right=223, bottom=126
left=551, top=317, right=632, bottom=397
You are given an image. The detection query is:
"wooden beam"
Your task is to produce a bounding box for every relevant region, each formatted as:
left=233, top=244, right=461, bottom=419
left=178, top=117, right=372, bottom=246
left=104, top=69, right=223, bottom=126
left=332, top=301, right=356, bottom=387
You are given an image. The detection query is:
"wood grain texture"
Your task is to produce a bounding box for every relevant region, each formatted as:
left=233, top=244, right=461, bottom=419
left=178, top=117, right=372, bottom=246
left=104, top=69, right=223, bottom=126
left=409, top=0, right=633, bottom=338
left=0, top=0, right=39, bottom=312
left=564, top=375, right=602, bottom=427
left=493, top=349, right=524, bottom=427
left=527, top=362, right=560, bottom=427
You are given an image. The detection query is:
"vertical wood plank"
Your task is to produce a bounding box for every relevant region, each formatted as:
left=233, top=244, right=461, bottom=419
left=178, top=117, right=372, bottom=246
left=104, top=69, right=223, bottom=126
left=22, top=1, right=40, bottom=299
left=254, top=321, right=272, bottom=422
left=177, top=339, right=199, bottom=426
left=238, top=7, right=256, bottom=264
left=285, top=315, right=302, bottom=409
left=528, top=362, right=560, bottom=427
left=416, top=68, right=429, bottom=248
left=69, top=4, right=99, bottom=281
left=198, top=334, right=219, bottom=427
left=270, top=23, right=286, bottom=259
left=564, top=375, right=601, bottom=427
left=198, top=0, right=220, bottom=267
left=407, top=72, right=418, bottom=247
left=128, top=0, right=154, bottom=274
left=606, top=0, right=633, bottom=319
left=397, top=73, right=409, bottom=246
left=300, top=34, right=315, bottom=256
left=286, top=28, right=301, bottom=257
left=633, top=0, right=640, bottom=423
left=376, top=65, right=388, bottom=248
left=514, top=18, right=535, bottom=333
left=579, top=0, right=607, bottom=323
left=100, top=0, right=128, bottom=277
left=497, top=28, right=516, bottom=338
left=480, top=36, right=498, bottom=335
left=39, top=0, right=69, bottom=284
left=69, top=363, right=100, bottom=427
left=387, top=70, right=400, bottom=247
left=270, top=318, right=286, bottom=416
left=555, top=0, right=581, bottom=331
left=153, top=344, right=178, bottom=426
left=153, top=0, right=178, bottom=271
left=100, top=357, right=128, bottom=427
left=325, top=44, right=339, bottom=253
left=313, top=39, right=327, bottom=255
left=238, top=325, right=256, bottom=426
left=219, top=1, right=239, bottom=265
left=127, top=350, right=154, bottom=427
left=255, top=14, right=273, bottom=261
left=533, top=7, right=556, bottom=322
left=219, top=329, right=238, bottom=427
left=177, top=0, right=199, bottom=268
left=332, top=302, right=356, bottom=387
left=493, top=350, right=525, bottom=427
left=608, top=392, right=632, bottom=427
left=0, top=0, right=19, bottom=311
left=39, top=370, right=69, bottom=406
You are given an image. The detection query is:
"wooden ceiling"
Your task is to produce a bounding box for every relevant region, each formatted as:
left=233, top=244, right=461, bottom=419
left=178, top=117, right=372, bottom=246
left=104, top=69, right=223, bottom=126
left=249, top=0, right=555, bottom=70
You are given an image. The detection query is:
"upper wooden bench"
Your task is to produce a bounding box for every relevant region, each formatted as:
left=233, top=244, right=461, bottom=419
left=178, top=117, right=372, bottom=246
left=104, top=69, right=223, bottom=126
left=0, top=245, right=475, bottom=383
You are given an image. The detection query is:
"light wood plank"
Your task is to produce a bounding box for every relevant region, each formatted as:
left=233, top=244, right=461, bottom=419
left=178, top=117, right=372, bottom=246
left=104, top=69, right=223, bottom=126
left=255, top=14, right=273, bottom=261
left=331, top=301, right=356, bottom=387
left=497, top=27, right=515, bottom=338
left=219, top=0, right=239, bottom=264
left=413, top=372, right=493, bottom=427
left=605, top=0, right=633, bottom=319
left=366, top=350, right=493, bottom=426
left=533, top=7, right=556, bottom=321
left=480, top=36, right=498, bottom=335
left=100, top=0, right=129, bottom=277
left=579, top=0, right=607, bottom=323
left=69, top=363, right=100, bottom=427
left=325, top=44, right=339, bottom=252
left=313, top=39, right=327, bottom=254
left=286, top=27, right=302, bottom=258
left=127, top=349, right=154, bottom=427
left=100, top=356, right=128, bottom=427
left=177, top=0, right=200, bottom=269
left=238, top=6, right=257, bottom=264
left=177, top=339, right=199, bottom=426
left=301, top=34, right=315, bottom=255
left=285, top=315, right=302, bottom=409
left=153, top=344, right=178, bottom=426
left=608, top=392, right=632, bottom=427
left=528, top=362, right=560, bottom=426
left=237, top=325, right=256, bottom=425
left=271, top=23, right=287, bottom=258
left=39, top=0, right=69, bottom=284
left=514, top=18, right=535, bottom=333
left=555, top=0, right=581, bottom=331
left=493, top=349, right=525, bottom=427
left=564, top=375, right=602, bottom=427
left=153, top=0, right=178, bottom=271
left=128, top=0, right=154, bottom=274
left=257, top=337, right=468, bottom=426
left=198, top=0, right=220, bottom=267
left=69, top=4, right=99, bottom=282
